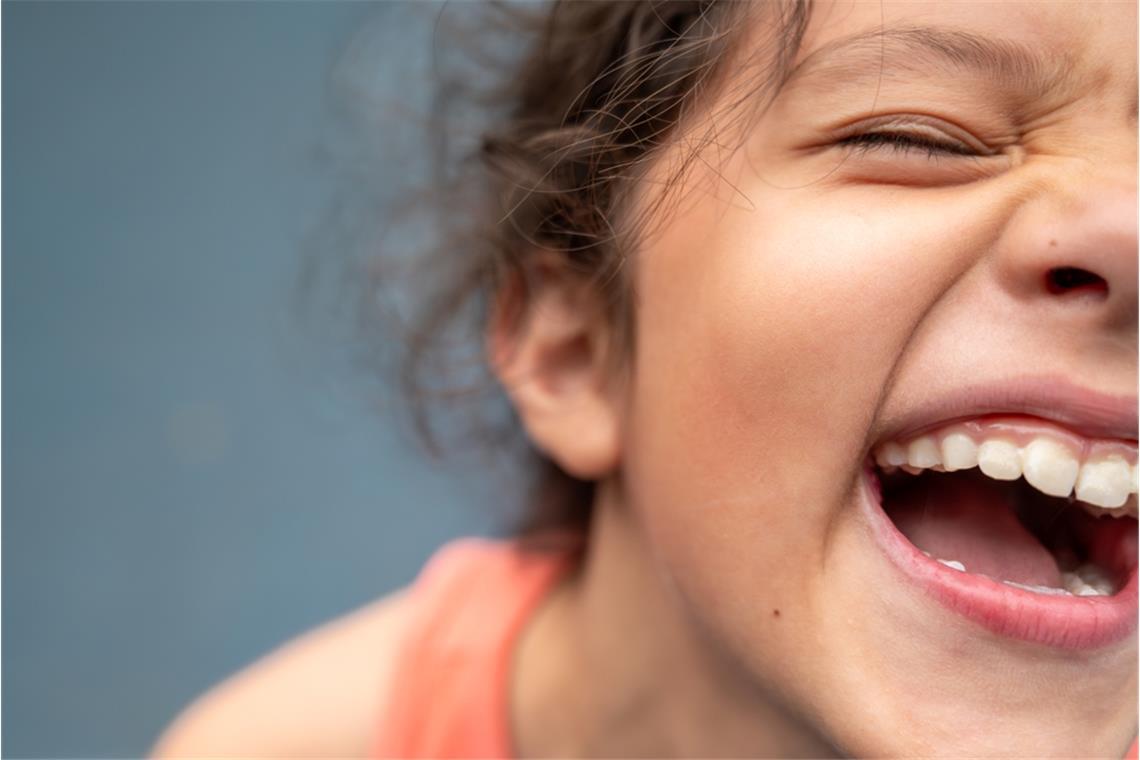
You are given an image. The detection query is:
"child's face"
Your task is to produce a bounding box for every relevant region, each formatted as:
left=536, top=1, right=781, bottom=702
left=624, top=2, right=1137, bottom=755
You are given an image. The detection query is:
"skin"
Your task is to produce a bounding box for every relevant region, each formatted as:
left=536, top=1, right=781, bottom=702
left=500, top=2, right=1138, bottom=757
left=152, top=2, right=1137, bottom=758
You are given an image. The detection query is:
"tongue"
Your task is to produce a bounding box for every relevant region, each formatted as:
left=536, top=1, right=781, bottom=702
left=886, top=472, right=1063, bottom=588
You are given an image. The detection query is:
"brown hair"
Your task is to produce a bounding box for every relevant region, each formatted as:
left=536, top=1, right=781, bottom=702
left=327, top=0, right=811, bottom=538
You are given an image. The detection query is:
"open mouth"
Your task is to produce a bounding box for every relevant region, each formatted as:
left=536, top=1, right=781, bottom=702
left=861, top=415, right=1138, bottom=650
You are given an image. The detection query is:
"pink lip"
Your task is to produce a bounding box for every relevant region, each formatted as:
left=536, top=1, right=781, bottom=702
left=858, top=464, right=1138, bottom=651
left=877, top=374, right=1138, bottom=443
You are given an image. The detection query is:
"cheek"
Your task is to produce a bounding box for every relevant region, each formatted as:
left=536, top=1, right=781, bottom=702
left=622, top=178, right=995, bottom=615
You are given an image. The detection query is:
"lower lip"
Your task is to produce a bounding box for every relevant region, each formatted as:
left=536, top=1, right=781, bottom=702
left=857, top=464, right=1138, bottom=651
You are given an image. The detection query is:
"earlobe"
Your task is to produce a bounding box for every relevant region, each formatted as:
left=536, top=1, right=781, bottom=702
left=486, top=261, right=622, bottom=480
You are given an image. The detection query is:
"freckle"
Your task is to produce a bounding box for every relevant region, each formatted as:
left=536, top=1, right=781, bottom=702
left=772, top=609, right=780, bottom=618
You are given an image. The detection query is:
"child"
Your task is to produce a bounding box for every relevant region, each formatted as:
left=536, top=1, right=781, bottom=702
left=154, top=1, right=1139, bottom=756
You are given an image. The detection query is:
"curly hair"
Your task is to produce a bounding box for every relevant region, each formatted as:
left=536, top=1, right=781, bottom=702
left=319, top=0, right=812, bottom=538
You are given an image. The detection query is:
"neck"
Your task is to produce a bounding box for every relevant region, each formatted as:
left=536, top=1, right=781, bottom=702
left=511, top=476, right=840, bottom=758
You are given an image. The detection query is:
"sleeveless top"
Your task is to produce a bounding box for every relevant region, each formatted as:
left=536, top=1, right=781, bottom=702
left=372, top=538, right=1140, bottom=759
left=372, top=537, right=578, bottom=758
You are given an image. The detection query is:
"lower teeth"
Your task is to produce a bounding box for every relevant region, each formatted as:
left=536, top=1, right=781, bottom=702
left=1002, top=580, right=1071, bottom=595
left=929, top=555, right=1116, bottom=596
left=1000, top=566, right=1115, bottom=597
left=1061, top=565, right=1115, bottom=596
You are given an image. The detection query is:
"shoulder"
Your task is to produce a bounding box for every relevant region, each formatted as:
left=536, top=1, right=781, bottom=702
left=150, top=538, right=577, bottom=759
left=150, top=589, right=415, bottom=759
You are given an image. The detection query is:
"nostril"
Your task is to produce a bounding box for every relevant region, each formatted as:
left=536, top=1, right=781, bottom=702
left=1045, top=267, right=1109, bottom=296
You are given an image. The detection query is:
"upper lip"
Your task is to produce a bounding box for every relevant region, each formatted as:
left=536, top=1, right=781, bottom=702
left=871, top=374, right=1138, bottom=445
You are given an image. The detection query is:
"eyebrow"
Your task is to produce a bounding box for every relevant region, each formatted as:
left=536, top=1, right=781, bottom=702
left=783, top=25, right=1077, bottom=101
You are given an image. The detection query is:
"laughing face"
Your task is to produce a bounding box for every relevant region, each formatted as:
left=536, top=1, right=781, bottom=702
left=621, top=1, right=1138, bottom=755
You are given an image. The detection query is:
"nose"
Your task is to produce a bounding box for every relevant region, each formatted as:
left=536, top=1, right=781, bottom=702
left=996, top=162, right=1138, bottom=334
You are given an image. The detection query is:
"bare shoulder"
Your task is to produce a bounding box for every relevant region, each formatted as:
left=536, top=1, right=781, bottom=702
left=151, top=588, right=415, bottom=759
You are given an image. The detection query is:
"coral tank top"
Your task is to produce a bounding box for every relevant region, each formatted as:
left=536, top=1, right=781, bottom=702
left=372, top=537, right=577, bottom=758
left=372, top=538, right=1140, bottom=759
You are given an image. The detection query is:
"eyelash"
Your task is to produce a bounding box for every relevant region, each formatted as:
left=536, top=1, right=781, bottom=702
left=838, top=131, right=978, bottom=159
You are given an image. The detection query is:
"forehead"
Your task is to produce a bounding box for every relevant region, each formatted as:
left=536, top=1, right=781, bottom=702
left=786, top=1, right=1137, bottom=110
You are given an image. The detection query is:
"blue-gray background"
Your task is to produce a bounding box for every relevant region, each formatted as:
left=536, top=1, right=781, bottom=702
left=3, top=3, right=504, bottom=756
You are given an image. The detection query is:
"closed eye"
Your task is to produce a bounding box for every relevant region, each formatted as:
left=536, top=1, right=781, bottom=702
left=838, top=131, right=979, bottom=159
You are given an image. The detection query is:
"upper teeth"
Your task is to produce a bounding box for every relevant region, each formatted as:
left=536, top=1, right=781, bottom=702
left=874, top=427, right=1138, bottom=516
left=1075, top=457, right=1133, bottom=508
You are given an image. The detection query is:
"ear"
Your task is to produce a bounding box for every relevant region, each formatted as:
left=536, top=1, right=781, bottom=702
left=486, top=258, right=623, bottom=480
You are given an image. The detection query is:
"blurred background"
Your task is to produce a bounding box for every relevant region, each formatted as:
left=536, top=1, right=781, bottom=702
left=3, top=2, right=507, bottom=755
